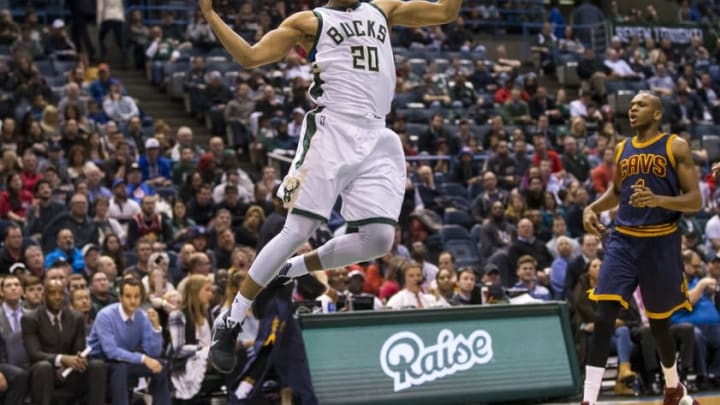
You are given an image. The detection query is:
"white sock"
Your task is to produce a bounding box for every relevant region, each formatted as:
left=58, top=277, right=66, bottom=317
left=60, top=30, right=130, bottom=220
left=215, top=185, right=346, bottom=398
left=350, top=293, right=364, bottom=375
left=583, top=365, right=605, bottom=404
left=662, top=361, right=680, bottom=389
left=234, top=380, right=254, bottom=399
left=229, top=293, right=253, bottom=323
left=283, top=255, right=309, bottom=278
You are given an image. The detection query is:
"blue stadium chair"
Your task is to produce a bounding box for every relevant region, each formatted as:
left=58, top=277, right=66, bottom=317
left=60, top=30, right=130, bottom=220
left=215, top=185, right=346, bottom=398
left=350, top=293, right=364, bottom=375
left=408, top=58, right=427, bottom=76
left=52, top=59, right=75, bottom=76
left=156, top=186, right=179, bottom=201
left=470, top=223, right=484, bottom=257
left=394, top=92, right=418, bottom=108
left=703, top=135, right=720, bottom=162
left=405, top=123, right=428, bottom=135
left=468, top=183, right=484, bottom=199
left=434, top=171, right=446, bottom=185
left=439, top=182, right=468, bottom=198
left=35, top=59, right=56, bottom=77
left=443, top=209, right=474, bottom=229
left=438, top=225, right=482, bottom=268
left=0, top=45, right=10, bottom=55
left=124, top=251, right=137, bottom=268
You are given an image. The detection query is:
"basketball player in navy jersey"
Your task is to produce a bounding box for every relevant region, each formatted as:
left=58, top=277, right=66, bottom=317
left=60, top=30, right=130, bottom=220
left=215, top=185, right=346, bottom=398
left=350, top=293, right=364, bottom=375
left=581, top=92, right=702, bottom=404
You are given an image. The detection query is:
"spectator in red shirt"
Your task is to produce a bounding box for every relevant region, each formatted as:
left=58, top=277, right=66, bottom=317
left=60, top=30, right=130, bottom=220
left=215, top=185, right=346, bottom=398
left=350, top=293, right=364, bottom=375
left=531, top=134, right=563, bottom=174
left=20, top=151, right=40, bottom=193
left=0, top=172, right=33, bottom=223
left=591, top=146, right=616, bottom=194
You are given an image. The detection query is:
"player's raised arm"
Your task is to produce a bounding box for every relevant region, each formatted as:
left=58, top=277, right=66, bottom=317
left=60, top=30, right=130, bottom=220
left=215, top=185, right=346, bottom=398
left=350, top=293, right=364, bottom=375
left=374, top=0, right=462, bottom=28
left=200, top=0, right=311, bottom=69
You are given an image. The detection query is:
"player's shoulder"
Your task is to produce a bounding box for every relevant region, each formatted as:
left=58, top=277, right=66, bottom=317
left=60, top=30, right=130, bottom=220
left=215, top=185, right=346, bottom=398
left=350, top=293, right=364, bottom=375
left=282, top=10, right=320, bottom=32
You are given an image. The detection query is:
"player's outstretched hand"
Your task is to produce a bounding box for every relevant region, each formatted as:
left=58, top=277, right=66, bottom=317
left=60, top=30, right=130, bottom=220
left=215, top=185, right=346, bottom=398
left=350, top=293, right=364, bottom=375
left=199, top=0, right=213, bottom=13
left=629, top=184, right=660, bottom=208
left=582, top=207, right=605, bottom=237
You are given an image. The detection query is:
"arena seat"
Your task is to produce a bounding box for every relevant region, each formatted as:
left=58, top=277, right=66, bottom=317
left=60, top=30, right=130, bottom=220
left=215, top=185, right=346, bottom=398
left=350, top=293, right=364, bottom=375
left=443, top=209, right=474, bottom=229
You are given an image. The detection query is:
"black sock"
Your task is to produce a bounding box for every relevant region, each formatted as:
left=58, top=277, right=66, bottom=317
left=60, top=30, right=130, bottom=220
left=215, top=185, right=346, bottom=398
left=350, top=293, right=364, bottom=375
left=649, top=317, right=677, bottom=368
left=587, top=301, right=622, bottom=367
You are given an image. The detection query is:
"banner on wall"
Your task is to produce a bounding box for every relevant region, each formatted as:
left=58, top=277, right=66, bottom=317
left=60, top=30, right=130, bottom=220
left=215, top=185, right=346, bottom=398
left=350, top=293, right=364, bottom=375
left=613, top=22, right=714, bottom=48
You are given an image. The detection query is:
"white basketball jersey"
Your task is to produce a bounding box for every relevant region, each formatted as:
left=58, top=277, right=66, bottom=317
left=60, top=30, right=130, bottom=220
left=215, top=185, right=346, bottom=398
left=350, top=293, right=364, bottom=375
left=308, top=2, right=396, bottom=117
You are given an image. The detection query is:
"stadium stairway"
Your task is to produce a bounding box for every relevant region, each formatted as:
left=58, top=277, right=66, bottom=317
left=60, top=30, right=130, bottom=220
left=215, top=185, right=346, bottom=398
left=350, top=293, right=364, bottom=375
left=113, top=69, right=212, bottom=145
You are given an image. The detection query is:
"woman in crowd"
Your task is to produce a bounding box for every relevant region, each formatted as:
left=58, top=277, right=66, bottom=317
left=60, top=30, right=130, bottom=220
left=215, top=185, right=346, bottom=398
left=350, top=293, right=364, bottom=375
left=432, top=267, right=457, bottom=306
left=235, top=205, right=265, bottom=248
left=67, top=145, right=89, bottom=182
left=167, top=274, right=215, bottom=401
left=169, top=198, right=196, bottom=248
left=0, top=172, right=33, bottom=223
left=87, top=131, right=110, bottom=163
left=101, top=232, right=126, bottom=271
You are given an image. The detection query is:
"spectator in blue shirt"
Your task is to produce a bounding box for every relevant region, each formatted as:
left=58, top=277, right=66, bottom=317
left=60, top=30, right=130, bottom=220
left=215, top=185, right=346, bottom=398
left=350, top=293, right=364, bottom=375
left=511, top=254, right=552, bottom=301
left=126, top=162, right=156, bottom=204
left=89, top=63, right=123, bottom=104
left=550, top=236, right=573, bottom=299
left=87, top=278, right=169, bottom=405
left=671, top=250, right=720, bottom=381
left=138, top=138, right=171, bottom=187
left=45, top=229, right=84, bottom=274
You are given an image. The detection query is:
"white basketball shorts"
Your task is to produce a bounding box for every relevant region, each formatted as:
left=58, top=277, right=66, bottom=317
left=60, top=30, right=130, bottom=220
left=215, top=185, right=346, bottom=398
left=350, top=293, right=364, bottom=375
left=277, top=107, right=406, bottom=227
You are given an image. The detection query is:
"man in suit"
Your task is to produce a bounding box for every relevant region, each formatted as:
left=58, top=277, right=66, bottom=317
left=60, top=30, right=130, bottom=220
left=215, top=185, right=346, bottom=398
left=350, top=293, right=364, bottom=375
left=0, top=275, right=29, bottom=367
left=22, top=279, right=106, bottom=405
left=0, top=333, right=28, bottom=405
left=563, top=233, right=600, bottom=302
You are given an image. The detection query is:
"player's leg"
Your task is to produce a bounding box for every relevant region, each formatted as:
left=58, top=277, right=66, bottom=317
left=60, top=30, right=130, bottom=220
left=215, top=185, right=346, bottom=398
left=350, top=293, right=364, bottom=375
left=210, top=213, right=321, bottom=373
left=583, top=232, right=638, bottom=404
left=211, top=107, right=341, bottom=373
left=276, top=125, right=405, bottom=283
left=639, top=231, right=697, bottom=404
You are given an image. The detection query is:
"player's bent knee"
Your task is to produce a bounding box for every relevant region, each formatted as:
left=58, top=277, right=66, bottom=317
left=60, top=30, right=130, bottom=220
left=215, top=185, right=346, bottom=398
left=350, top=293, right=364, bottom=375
left=359, top=223, right=395, bottom=258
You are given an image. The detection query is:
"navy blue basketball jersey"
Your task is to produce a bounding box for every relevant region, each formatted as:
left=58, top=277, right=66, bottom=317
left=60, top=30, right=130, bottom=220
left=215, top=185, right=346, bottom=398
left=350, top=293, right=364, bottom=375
left=614, top=133, right=681, bottom=237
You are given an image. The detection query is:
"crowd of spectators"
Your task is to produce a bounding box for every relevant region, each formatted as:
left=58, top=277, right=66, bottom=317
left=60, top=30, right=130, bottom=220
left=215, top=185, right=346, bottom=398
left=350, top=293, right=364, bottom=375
left=2, top=0, right=720, bottom=403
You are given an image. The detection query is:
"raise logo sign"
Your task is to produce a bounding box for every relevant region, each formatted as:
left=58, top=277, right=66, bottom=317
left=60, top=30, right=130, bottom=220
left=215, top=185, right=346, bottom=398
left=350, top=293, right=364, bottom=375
left=379, top=329, right=494, bottom=392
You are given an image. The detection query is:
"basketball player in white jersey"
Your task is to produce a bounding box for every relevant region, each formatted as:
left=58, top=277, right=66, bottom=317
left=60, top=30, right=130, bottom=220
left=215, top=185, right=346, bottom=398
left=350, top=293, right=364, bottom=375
left=200, top=0, right=461, bottom=373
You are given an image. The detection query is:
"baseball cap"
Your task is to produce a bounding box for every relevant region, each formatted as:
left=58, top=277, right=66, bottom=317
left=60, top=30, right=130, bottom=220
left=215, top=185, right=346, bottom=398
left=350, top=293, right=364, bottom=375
left=145, top=138, right=160, bottom=149
left=192, top=226, right=209, bottom=238
left=348, top=270, right=365, bottom=279
left=52, top=19, right=65, bottom=29
left=112, top=178, right=126, bottom=188
left=292, top=107, right=305, bottom=115
left=48, top=142, right=63, bottom=152
left=82, top=244, right=99, bottom=256
left=482, top=263, right=500, bottom=277
left=709, top=251, right=720, bottom=262
left=129, top=162, right=141, bottom=172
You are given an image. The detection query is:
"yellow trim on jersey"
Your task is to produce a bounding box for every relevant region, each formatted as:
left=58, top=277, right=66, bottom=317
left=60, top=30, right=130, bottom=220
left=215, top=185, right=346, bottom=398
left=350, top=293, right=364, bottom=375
left=615, top=139, right=627, bottom=164
left=615, top=223, right=677, bottom=237
left=666, top=133, right=677, bottom=168
left=587, top=289, right=630, bottom=309
left=631, top=132, right=665, bottom=148
left=645, top=300, right=692, bottom=320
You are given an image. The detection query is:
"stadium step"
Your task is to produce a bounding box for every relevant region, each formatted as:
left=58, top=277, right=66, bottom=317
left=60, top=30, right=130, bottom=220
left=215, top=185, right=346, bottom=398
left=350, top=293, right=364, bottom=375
left=113, top=69, right=212, bottom=146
